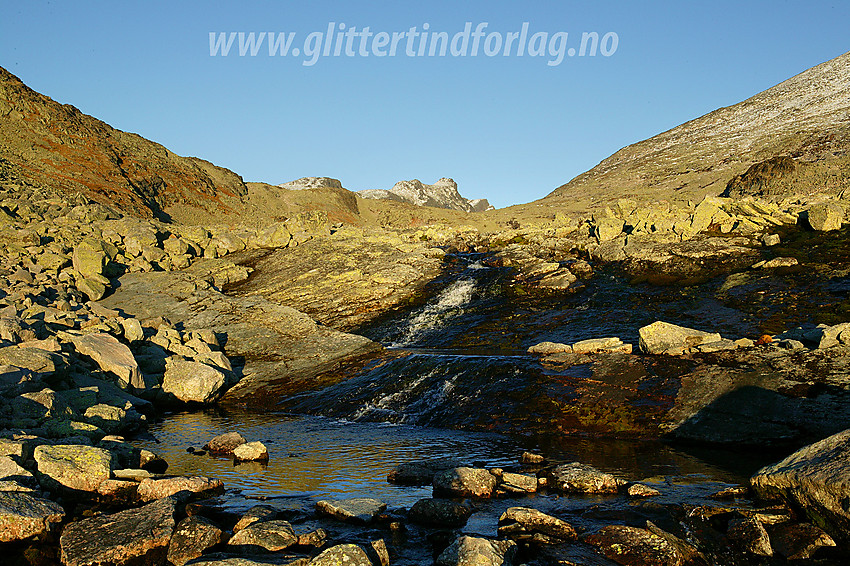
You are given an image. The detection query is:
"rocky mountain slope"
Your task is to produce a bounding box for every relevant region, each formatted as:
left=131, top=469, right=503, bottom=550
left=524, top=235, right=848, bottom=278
left=0, top=67, right=251, bottom=220
left=530, top=50, right=850, bottom=218
left=360, top=177, right=492, bottom=213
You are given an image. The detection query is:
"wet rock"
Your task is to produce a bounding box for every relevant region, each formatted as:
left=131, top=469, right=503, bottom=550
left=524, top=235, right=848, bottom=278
left=571, top=337, right=632, bottom=355
left=520, top=451, right=545, bottom=465
left=136, top=475, right=224, bottom=502
left=71, top=333, right=143, bottom=390
left=162, top=358, right=226, bottom=404
left=297, top=528, right=328, bottom=548
left=204, top=432, right=247, bottom=454
left=59, top=497, right=176, bottom=566
left=584, top=525, right=683, bottom=566
left=436, top=535, right=517, bottom=566
left=233, top=504, right=277, bottom=532
left=309, top=543, right=373, bottom=566
left=638, top=321, right=722, bottom=355
left=233, top=441, right=269, bottom=462
left=727, top=517, right=772, bottom=557
left=499, top=471, right=538, bottom=494
left=627, top=483, right=661, bottom=497
left=768, top=521, right=836, bottom=559
left=316, top=497, right=386, bottom=524
left=527, top=341, right=572, bottom=355
left=0, top=492, right=65, bottom=542
left=752, top=256, right=798, bottom=269
left=387, top=457, right=463, bottom=485
left=709, top=485, right=750, bottom=500
left=750, top=428, right=850, bottom=544
left=544, top=462, right=621, bottom=494
left=227, top=519, right=297, bottom=552
left=408, top=498, right=472, bottom=527
left=806, top=202, right=844, bottom=231
left=433, top=467, right=498, bottom=498
left=497, top=507, right=577, bottom=544
left=33, top=444, right=112, bottom=494
left=167, top=515, right=227, bottom=566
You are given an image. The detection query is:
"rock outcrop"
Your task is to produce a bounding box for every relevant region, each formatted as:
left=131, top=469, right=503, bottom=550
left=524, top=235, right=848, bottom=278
left=358, top=177, right=491, bottom=213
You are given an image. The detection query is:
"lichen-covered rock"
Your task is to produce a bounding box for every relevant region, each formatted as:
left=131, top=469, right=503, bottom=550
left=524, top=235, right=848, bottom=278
left=0, top=492, right=65, bottom=542
left=638, top=321, right=722, bottom=355
left=59, top=497, right=175, bottom=566
left=584, top=525, right=683, bottom=566
left=436, top=535, right=518, bottom=566
left=203, top=432, right=247, bottom=454
left=136, top=475, right=224, bottom=502
left=71, top=333, right=143, bottom=390
left=227, top=519, right=296, bottom=552
left=433, top=467, right=498, bottom=498
left=167, top=515, right=226, bottom=566
left=309, top=543, right=375, bottom=566
left=544, top=462, right=621, bottom=494
left=751, top=428, right=850, bottom=545
left=806, top=202, right=844, bottom=231
left=33, top=444, right=112, bottom=494
left=162, top=358, right=226, bottom=404
left=232, top=441, right=268, bottom=462
left=497, top=507, right=577, bottom=544
left=408, top=498, right=472, bottom=527
left=316, top=497, right=386, bottom=524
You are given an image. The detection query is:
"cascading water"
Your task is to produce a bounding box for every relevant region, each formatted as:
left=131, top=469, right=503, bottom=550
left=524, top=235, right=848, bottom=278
left=389, top=278, right=478, bottom=347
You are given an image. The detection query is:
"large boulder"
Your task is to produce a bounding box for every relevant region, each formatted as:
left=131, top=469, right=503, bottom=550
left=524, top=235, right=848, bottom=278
left=33, top=444, right=112, bottom=494
left=72, top=237, right=113, bottom=281
left=0, top=492, right=65, bottom=542
left=203, top=432, right=247, bottom=454
left=638, top=321, right=722, bottom=355
left=433, top=467, right=498, bottom=498
left=71, top=333, right=143, bottom=390
left=136, top=475, right=224, bottom=502
left=310, top=543, right=373, bottom=565
left=436, top=535, right=518, bottom=566
left=227, top=519, right=297, bottom=552
left=408, top=498, right=472, bottom=527
left=166, top=515, right=226, bottom=566
left=387, top=457, right=463, bottom=485
left=59, top=497, right=176, bottom=566
left=161, top=358, right=226, bottom=404
left=584, top=525, right=683, bottom=566
left=751, top=428, right=850, bottom=545
left=806, top=202, right=844, bottom=231
left=544, top=462, right=621, bottom=494
left=497, top=507, right=577, bottom=544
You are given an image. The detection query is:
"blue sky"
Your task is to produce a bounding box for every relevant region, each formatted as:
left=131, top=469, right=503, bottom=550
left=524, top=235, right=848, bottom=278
left=1, top=1, right=848, bottom=208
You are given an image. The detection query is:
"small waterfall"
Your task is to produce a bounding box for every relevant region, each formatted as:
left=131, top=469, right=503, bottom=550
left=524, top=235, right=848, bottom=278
left=390, top=278, right=477, bottom=347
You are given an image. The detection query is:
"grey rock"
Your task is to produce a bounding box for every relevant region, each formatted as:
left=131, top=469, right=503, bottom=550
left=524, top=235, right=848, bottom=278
left=316, top=497, right=386, bottom=524
left=387, top=457, right=463, bottom=485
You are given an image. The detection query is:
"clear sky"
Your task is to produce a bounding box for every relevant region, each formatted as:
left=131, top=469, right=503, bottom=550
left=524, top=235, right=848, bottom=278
left=1, top=1, right=848, bottom=208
